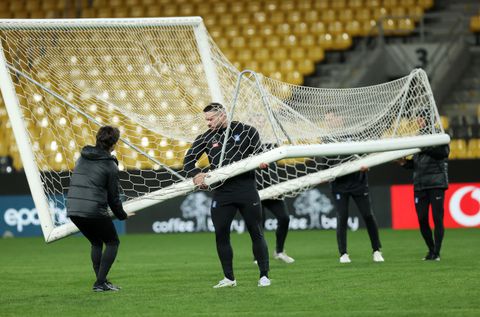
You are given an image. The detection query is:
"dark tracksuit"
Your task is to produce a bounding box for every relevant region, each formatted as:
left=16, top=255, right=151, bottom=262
left=256, top=160, right=290, bottom=254
left=67, top=145, right=128, bottom=287
left=184, top=121, right=269, bottom=279
left=403, top=144, right=449, bottom=256
left=331, top=170, right=381, bottom=255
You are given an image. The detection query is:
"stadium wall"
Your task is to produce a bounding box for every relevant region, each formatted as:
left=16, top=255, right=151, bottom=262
left=0, top=161, right=479, bottom=237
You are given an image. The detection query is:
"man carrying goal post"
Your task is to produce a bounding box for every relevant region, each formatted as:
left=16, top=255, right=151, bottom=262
left=183, top=103, right=271, bottom=288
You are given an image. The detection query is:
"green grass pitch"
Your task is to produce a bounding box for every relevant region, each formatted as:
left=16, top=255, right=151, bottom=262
left=1, top=229, right=479, bottom=316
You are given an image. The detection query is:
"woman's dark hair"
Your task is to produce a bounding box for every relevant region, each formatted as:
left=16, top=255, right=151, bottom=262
left=203, top=102, right=225, bottom=113
left=96, top=126, right=120, bottom=151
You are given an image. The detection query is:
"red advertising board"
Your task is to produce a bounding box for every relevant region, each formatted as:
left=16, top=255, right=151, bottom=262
left=391, top=183, right=480, bottom=229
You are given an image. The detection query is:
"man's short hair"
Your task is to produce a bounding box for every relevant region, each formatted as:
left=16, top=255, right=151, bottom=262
left=96, top=126, right=120, bottom=151
left=203, top=102, right=225, bottom=113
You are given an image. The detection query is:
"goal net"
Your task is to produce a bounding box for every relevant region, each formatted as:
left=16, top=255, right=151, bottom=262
left=0, top=18, right=449, bottom=242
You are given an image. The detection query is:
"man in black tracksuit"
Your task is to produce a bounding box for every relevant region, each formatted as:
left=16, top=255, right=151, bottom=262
left=183, top=103, right=270, bottom=288
left=399, top=144, right=449, bottom=261
left=67, top=126, right=129, bottom=292
left=331, top=166, right=383, bottom=263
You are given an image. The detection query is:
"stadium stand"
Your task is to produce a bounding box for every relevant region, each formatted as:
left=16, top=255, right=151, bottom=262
left=0, top=0, right=479, bottom=172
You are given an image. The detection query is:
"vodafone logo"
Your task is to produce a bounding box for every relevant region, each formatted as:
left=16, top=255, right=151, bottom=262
left=449, top=186, right=480, bottom=227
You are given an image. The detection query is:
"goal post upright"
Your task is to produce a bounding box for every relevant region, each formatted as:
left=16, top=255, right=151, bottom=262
left=0, top=43, right=54, bottom=241
left=192, top=19, right=224, bottom=104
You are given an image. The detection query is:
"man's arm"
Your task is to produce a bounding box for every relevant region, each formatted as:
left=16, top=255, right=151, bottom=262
left=183, top=134, right=207, bottom=178
left=107, top=166, right=128, bottom=220
left=422, top=144, right=450, bottom=160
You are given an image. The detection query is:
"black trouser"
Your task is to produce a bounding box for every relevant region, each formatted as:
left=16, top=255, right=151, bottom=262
left=70, top=216, right=120, bottom=286
left=332, top=190, right=381, bottom=255
left=261, top=199, right=290, bottom=253
left=211, top=190, right=269, bottom=280
left=414, top=188, right=445, bottom=255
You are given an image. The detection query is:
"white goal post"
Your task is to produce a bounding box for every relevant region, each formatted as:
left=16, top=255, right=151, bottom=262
left=0, top=17, right=449, bottom=242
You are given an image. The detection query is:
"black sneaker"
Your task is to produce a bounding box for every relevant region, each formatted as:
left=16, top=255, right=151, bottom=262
left=423, top=251, right=435, bottom=260
left=93, top=282, right=119, bottom=292
left=106, top=280, right=121, bottom=291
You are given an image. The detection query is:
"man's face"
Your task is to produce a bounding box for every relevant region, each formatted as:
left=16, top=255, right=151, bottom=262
left=204, top=110, right=226, bottom=130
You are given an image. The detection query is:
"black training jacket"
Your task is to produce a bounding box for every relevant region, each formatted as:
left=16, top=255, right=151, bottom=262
left=403, top=144, right=449, bottom=191
left=183, top=121, right=261, bottom=194
left=67, top=146, right=127, bottom=220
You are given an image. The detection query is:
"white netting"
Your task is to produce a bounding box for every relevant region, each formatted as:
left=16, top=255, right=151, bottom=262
left=0, top=18, right=447, bottom=240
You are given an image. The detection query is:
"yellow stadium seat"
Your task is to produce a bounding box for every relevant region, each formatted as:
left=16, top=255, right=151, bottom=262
left=346, top=20, right=362, bottom=36
left=129, top=6, right=145, bottom=17
left=333, top=33, right=352, bottom=50
left=265, top=35, right=281, bottom=48
left=145, top=5, right=162, bottom=18
left=382, top=18, right=397, bottom=35
left=408, top=6, right=424, bottom=21
left=287, top=11, right=303, bottom=24
left=313, top=0, right=330, bottom=10
left=272, top=48, right=288, bottom=61
left=398, top=18, right=415, bottom=34
left=383, top=0, right=398, bottom=9
left=81, top=8, right=96, bottom=18
left=285, top=71, right=303, bottom=85
left=304, top=10, right=319, bottom=23
left=247, top=1, right=263, bottom=13
left=372, top=7, right=388, bottom=21
left=96, top=7, right=113, bottom=18
left=290, top=47, right=306, bottom=60
left=230, top=2, right=245, bottom=14
left=418, top=0, right=434, bottom=10
left=391, top=7, right=407, bottom=17
left=328, top=21, right=345, bottom=36
left=470, top=16, right=480, bottom=33
left=280, top=0, right=296, bottom=11
left=362, top=20, right=379, bottom=36
left=319, top=33, right=334, bottom=49
left=230, top=36, right=246, bottom=49
left=307, top=47, right=325, bottom=62
left=261, top=60, right=277, bottom=74
left=113, top=7, right=129, bottom=18
left=331, top=0, right=347, bottom=10
left=299, top=34, right=316, bottom=47
left=355, top=8, right=371, bottom=22
left=218, top=13, right=234, bottom=26
left=260, top=24, right=275, bottom=37
left=237, top=12, right=251, bottom=26
left=249, top=36, right=264, bottom=49
left=467, top=138, right=480, bottom=158
left=244, top=60, right=260, bottom=73
left=348, top=0, right=364, bottom=9
left=237, top=49, right=253, bottom=63
left=213, top=2, right=228, bottom=14
left=365, top=0, right=381, bottom=8
left=225, top=25, right=240, bottom=38
left=30, top=10, right=46, bottom=19
left=254, top=48, right=270, bottom=62
left=264, top=0, right=278, bottom=11
left=12, top=11, right=30, bottom=18
left=338, top=9, right=354, bottom=23
left=280, top=60, right=296, bottom=73
left=270, top=11, right=285, bottom=24
left=282, top=35, right=298, bottom=48
left=297, top=0, right=313, bottom=11
left=253, top=12, right=268, bottom=24
left=310, top=21, right=327, bottom=35
left=179, top=3, right=195, bottom=16
left=297, top=59, right=315, bottom=74
left=276, top=23, right=291, bottom=36
left=293, top=22, right=309, bottom=35
left=321, top=9, right=337, bottom=24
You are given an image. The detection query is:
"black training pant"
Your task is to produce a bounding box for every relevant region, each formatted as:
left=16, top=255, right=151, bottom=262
left=332, top=190, right=381, bottom=255
left=70, top=216, right=120, bottom=286
left=211, top=190, right=269, bottom=279
left=261, top=199, right=290, bottom=253
left=414, top=188, right=445, bottom=255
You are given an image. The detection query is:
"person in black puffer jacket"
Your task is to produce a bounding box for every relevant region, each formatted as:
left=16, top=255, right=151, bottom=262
left=398, top=115, right=450, bottom=261
left=67, top=126, right=129, bottom=292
